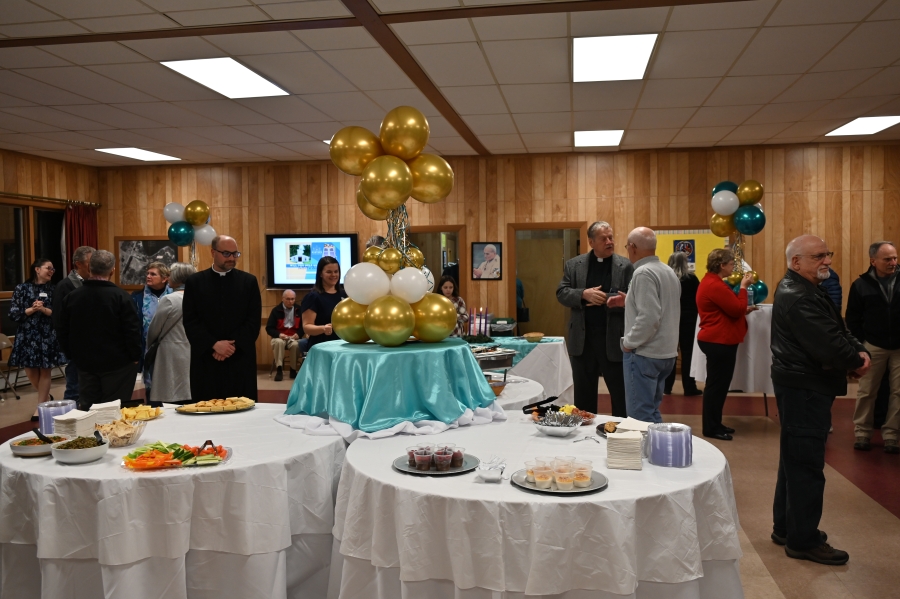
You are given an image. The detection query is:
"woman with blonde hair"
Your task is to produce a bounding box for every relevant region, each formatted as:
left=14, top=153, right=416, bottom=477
left=664, top=252, right=701, bottom=396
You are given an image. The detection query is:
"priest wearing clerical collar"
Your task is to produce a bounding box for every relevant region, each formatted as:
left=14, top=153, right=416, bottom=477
left=182, top=235, right=262, bottom=401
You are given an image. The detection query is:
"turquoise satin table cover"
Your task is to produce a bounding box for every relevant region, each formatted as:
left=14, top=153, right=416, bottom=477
left=486, top=337, right=563, bottom=367
left=284, top=337, right=496, bottom=433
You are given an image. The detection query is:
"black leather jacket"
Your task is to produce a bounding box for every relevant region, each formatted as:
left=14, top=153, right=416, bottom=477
left=845, top=267, right=900, bottom=350
left=771, top=270, right=866, bottom=396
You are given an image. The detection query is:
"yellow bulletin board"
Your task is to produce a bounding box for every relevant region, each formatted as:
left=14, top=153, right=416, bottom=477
left=655, top=229, right=728, bottom=274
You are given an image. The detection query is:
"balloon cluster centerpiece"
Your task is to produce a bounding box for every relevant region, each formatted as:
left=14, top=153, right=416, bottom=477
left=329, top=106, right=456, bottom=347
left=163, top=200, right=217, bottom=268
left=709, top=180, right=769, bottom=304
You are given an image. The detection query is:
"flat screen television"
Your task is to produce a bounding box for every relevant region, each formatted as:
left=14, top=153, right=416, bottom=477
left=265, top=233, right=359, bottom=290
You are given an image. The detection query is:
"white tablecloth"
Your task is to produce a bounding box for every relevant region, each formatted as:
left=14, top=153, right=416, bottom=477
left=0, top=404, right=345, bottom=599
left=509, top=338, right=575, bottom=404
left=328, top=413, right=743, bottom=599
left=690, top=305, right=775, bottom=395
left=492, top=375, right=545, bottom=412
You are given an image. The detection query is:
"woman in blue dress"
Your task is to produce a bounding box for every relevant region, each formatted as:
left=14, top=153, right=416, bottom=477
left=9, top=258, right=66, bottom=410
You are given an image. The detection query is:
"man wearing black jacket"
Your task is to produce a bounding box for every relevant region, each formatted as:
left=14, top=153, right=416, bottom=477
left=52, top=245, right=94, bottom=401
left=770, top=235, right=870, bottom=566
left=266, top=289, right=305, bottom=381
left=846, top=241, right=900, bottom=453
left=57, top=250, right=142, bottom=409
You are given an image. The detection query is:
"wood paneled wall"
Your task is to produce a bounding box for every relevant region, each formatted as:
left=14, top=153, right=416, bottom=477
left=1, top=148, right=99, bottom=204
left=93, top=142, right=900, bottom=366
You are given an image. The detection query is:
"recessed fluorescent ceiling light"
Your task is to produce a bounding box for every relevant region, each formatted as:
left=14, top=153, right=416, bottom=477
left=161, top=57, right=287, bottom=99
left=825, top=116, right=900, bottom=136
left=573, top=34, right=657, bottom=82
left=96, top=148, right=181, bottom=161
left=575, top=130, right=624, bottom=147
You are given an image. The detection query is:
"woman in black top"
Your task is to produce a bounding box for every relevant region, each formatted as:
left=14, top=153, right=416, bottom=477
left=665, top=252, right=702, bottom=395
left=301, top=257, right=348, bottom=350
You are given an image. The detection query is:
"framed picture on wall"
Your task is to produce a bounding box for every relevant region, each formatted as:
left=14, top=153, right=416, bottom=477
left=114, top=236, right=183, bottom=290
left=472, top=242, right=502, bottom=280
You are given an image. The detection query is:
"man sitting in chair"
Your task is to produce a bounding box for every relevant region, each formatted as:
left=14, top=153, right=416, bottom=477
left=266, top=289, right=306, bottom=381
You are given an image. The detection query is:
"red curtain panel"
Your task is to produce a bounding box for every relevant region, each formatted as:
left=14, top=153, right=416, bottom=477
left=65, top=204, right=99, bottom=268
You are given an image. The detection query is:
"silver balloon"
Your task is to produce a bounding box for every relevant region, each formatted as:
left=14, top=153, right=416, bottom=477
left=421, top=266, right=434, bottom=293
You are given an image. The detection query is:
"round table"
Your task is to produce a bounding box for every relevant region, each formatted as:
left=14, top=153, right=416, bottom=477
left=0, top=404, right=345, bottom=599
left=490, top=374, right=545, bottom=411
left=498, top=337, right=575, bottom=403
left=329, top=413, right=743, bottom=599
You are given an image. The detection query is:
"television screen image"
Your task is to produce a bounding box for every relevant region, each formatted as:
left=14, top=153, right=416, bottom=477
left=266, top=234, right=358, bottom=289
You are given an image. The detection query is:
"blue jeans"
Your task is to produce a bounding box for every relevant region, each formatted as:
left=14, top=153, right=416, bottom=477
left=63, top=363, right=79, bottom=400
left=623, top=352, right=675, bottom=423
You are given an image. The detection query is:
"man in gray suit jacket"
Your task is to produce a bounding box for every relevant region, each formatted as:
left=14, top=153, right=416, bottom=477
left=557, top=222, right=634, bottom=416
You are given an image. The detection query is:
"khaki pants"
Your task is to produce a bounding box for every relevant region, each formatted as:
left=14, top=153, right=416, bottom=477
left=853, top=343, right=900, bottom=441
left=271, top=337, right=299, bottom=370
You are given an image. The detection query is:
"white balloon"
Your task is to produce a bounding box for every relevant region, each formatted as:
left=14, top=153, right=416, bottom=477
left=711, top=190, right=739, bottom=216
left=163, top=202, right=185, bottom=224
left=344, top=262, right=391, bottom=305
left=421, top=266, right=434, bottom=293
left=193, top=224, right=217, bottom=246
left=390, top=267, right=428, bottom=304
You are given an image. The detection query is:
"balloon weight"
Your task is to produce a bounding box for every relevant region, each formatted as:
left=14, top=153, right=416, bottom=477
left=710, top=213, right=736, bottom=238
left=332, top=298, right=371, bottom=344
left=377, top=247, right=403, bottom=275
left=360, top=155, right=413, bottom=211
left=183, top=200, right=210, bottom=227
left=193, top=224, right=217, bottom=246
left=390, top=267, right=428, bottom=304
left=364, top=296, right=415, bottom=347
left=356, top=186, right=390, bottom=221
left=329, top=126, right=383, bottom=176
left=411, top=293, right=457, bottom=342
left=344, top=262, right=391, bottom=305
left=734, top=204, right=766, bottom=235
left=408, top=153, right=453, bottom=204
left=362, top=246, right=383, bottom=264
left=168, top=221, right=194, bottom=247
left=380, top=106, right=429, bottom=161
left=711, top=190, right=740, bottom=216
left=163, top=202, right=185, bottom=224
left=737, top=180, right=764, bottom=206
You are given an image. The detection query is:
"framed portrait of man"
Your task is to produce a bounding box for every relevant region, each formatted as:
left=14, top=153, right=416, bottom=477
left=114, top=236, right=183, bottom=290
left=472, top=242, right=502, bottom=280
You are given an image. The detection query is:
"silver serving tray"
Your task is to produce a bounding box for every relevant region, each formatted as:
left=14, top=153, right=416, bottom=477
left=509, top=468, right=608, bottom=495
left=392, top=453, right=480, bottom=476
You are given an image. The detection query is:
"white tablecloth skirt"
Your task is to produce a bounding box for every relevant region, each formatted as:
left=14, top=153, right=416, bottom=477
left=493, top=375, right=545, bottom=412
left=509, top=339, right=574, bottom=404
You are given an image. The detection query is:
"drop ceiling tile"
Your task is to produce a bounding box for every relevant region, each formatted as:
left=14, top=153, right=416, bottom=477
left=472, top=13, right=567, bottom=40
left=235, top=96, right=331, bottom=123
left=811, top=21, right=900, bottom=72
left=39, top=42, right=149, bottom=65
left=870, top=0, right=900, bottom=20
left=19, top=67, right=158, bottom=104
left=205, top=32, right=308, bottom=55
left=0, top=48, right=71, bottom=69
left=408, top=43, right=495, bottom=87
left=630, top=108, right=697, bottom=130
left=573, top=110, right=632, bottom=130
left=147, top=145, right=224, bottom=162
left=365, top=89, right=439, bottom=116
left=772, top=119, right=846, bottom=138
left=673, top=127, right=734, bottom=143
left=569, top=7, right=669, bottom=37
left=278, top=140, right=332, bottom=156
left=259, top=0, right=351, bottom=20
left=638, top=78, right=720, bottom=109
left=482, top=39, right=569, bottom=84
left=705, top=75, right=800, bottom=106
left=573, top=81, right=643, bottom=111
left=89, top=63, right=222, bottom=102
left=31, top=150, right=122, bottom=166
left=30, top=131, right=121, bottom=148
left=502, top=83, right=570, bottom=113
left=425, top=115, right=457, bottom=137
left=0, top=0, right=59, bottom=24
left=528, top=147, right=573, bottom=154
left=0, top=22, right=89, bottom=38
left=173, top=99, right=276, bottom=125
left=426, top=136, right=475, bottom=154
left=187, top=144, right=271, bottom=160
left=717, top=139, right=767, bottom=146
left=391, top=19, right=475, bottom=45
left=0, top=93, right=35, bottom=108
left=292, top=27, right=378, bottom=51
left=111, top=102, right=219, bottom=127
left=463, top=114, right=517, bottom=135
left=730, top=24, right=854, bottom=76
left=804, top=96, right=898, bottom=121
left=29, top=0, right=152, bottom=19
left=239, top=52, right=355, bottom=94
left=688, top=105, right=763, bottom=127
left=371, top=0, right=457, bottom=12
left=766, top=0, right=881, bottom=26
left=289, top=122, right=343, bottom=140
left=667, top=141, right=719, bottom=148
left=350, top=120, right=384, bottom=135
left=142, top=1, right=252, bottom=10
left=0, top=112, right=62, bottom=133
left=122, top=38, right=227, bottom=62
left=667, top=0, right=777, bottom=31
left=622, top=129, right=679, bottom=145
left=56, top=105, right=167, bottom=129
left=0, top=71, right=94, bottom=105
left=723, top=123, right=791, bottom=141
left=442, top=85, right=508, bottom=115
left=82, top=128, right=169, bottom=147
left=478, top=134, right=525, bottom=151
left=179, top=126, right=265, bottom=144
left=1, top=106, right=109, bottom=131
left=300, top=92, right=386, bottom=121
left=74, top=14, right=178, bottom=33
left=167, top=7, right=270, bottom=26
left=744, top=101, right=829, bottom=124
left=649, top=29, right=755, bottom=79
left=513, top=112, right=570, bottom=133
left=128, top=127, right=223, bottom=145
left=230, top=143, right=307, bottom=160
left=774, top=69, right=881, bottom=103
left=232, top=124, right=313, bottom=143
left=520, top=132, right=572, bottom=148
left=317, top=48, right=414, bottom=91
left=866, top=96, right=900, bottom=116
left=0, top=141, right=45, bottom=154
left=844, top=67, right=900, bottom=97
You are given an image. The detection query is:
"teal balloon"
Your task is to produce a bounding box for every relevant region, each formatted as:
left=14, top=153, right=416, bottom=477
left=734, top=204, right=766, bottom=235
left=168, top=221, right=194, bottom=246
left=712, top=181, right=738, bottom=197
left=750, top=281, right=768, bottom=304
left=732, top=284, right=741, bottom=294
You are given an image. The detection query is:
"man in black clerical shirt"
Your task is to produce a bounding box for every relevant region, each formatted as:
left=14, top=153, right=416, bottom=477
left=183, top=235, right=262, bottom=401
left=556, top=222, right=634, bottom=416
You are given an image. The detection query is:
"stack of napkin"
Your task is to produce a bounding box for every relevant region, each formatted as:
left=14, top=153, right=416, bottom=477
left=89, top=400, right=121, bottom=425
left=606, top=430, right=644, bottom=470
left=616, top=417, right=651, bottom=433
left=53, top=409, right=98, bottom=438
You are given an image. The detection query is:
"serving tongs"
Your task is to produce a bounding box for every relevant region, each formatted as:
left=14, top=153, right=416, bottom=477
left=521, top=396, right=560, bottom=418
left=33, top=428, right=54, bottom=444
left=197, top=439, right=216, bottom=453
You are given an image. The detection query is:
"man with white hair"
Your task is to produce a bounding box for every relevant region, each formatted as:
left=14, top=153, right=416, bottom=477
left=473, top=244, right=501, bottom=279
left=770, top=235, right=870, bottom=565
left=616, top=227, right=680, bottom=422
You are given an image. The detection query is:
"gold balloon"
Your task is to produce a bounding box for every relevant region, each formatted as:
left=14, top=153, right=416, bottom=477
left=184, top=200, right=210, bottom=226
left=364, top=296, right=415, bottom=347
left=406, top=247, right=425, bottom=269
left=737, top=180, right=764, bottom=206
left=332, top=298, right=370, bottom=344
left=380, top=106, right=429, bottom=161
left=710, top=213, right=736, bottom=238
left=725, top=272, right=743, bottom=287
left=377, top=247, right=403, bottom=274
left=362, top=246, right=383, bottom=264
left=411, top=293, right=457, bottom=343
left=750, top=271, right=759, bottom=284
left=360, top=155, right=413, bottom=211
left=329, top=126, right=383, bottom=176
left=356, top=186, right=389, bottom=221
left=408, top=153, right=454, bottom=204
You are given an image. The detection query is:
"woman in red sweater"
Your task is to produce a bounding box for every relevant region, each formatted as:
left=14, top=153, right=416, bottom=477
left=696, top=249, right=755, bottom=440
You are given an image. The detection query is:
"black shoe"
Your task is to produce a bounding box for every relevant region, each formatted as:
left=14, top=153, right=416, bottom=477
left=854, top=437, right=871, bottom=451
left=704, top=432, right=733, bottom=441
left=684, top=389, right=703, bottom=396
left=785, top=542, right=848, bottom=566
left=274, top=366, right=283, bottom=382
left=885, top=441, right=899, bottom=454
left=721, top=426, right=735, bottom=434
left=664, top=389, right=672, bottom=395
left=289, top=368, right=297, bottom=379
left=30, top=415, right=39, bottom=422
left=772, top=530, right=827, bottom=546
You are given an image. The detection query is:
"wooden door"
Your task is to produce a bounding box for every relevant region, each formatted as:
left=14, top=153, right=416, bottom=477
left=516, top=236, right=568, bottom=336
